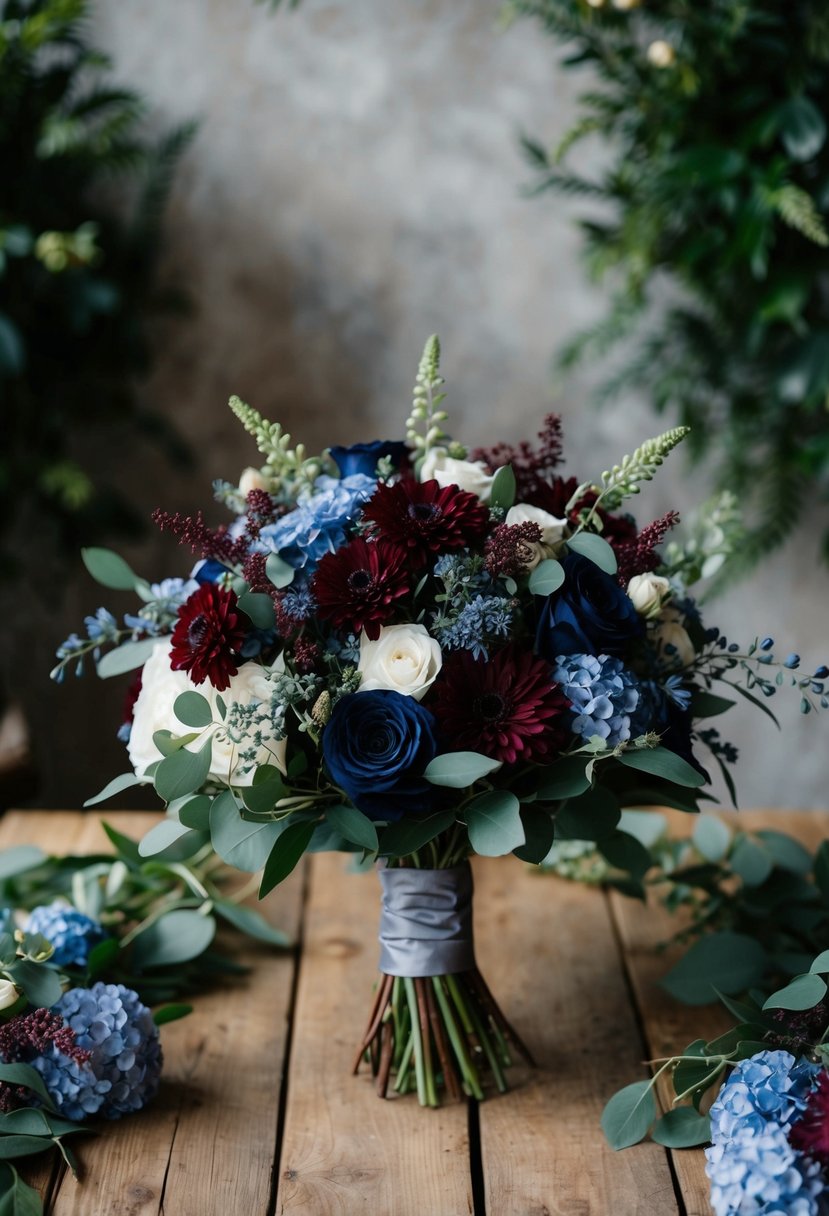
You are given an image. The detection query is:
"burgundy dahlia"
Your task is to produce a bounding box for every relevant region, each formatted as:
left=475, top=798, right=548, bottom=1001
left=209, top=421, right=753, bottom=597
left=433, top=645, right=569, bottom=764
left=169, top=584, right=247, bottom=691
left=312, top=537, right=410, bottom=640
left=791, top=1070, right=829, bottom=1165
left=362, top=478, right=489, bottom=560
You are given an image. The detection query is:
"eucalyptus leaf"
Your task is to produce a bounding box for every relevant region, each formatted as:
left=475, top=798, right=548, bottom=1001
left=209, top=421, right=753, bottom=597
left=210, top=790, right=282, bottom=872
left=6, top=961, right=62, bottom=1009
left=731, top=835, right=773, bottom=887
left=237, top=591, right=275, bottom=630
left=600, top=1080, right=655, bottom=1150
left=259, top=821, right=314, bottom=897
left=0, top=1164, right=42, bottom=1216
left=513, top=807, right=556, bottom=863
left=466, top=791, right=524, bottom=857
left=173, top=692, right=213, bottom=729
left=555, top=787, right=620, bottom=842
left=692, top=692, right=736, bottom=718
left=810, top=950, right=829, bottom=975
left=81, top=546, right=139, bottom=591
left=651, top=1108, right=711, bottom=1148
left=489, top=464, right=516, bottom=510
left=528, top=559, right=565, bottom=597
left=178, top=795, right=212, bottom=831
left=763, top=972, right=827, bottom=1011
left=83, top=772, right=143, bottom=808
left=755, top=830, right=813, bottom=875
left=423, top=752, right=502, bottom=789
left=566, top=530, right=618, bottom=574
left=0, top=847, right=46, bottom=881
left=214, top=900, right=291, bottom=946
left=618, top=747, right=706, bottom=788
left=0, top=1136, right=53, bottom=1160
left=266, top=553, right=295, bottom=589
left=536, top=756, right=591, bottom=801
left=326, top=805, right=378, bottom=853
left=132, top=909, right=216, bottom=969
left=661, top=932, right=767, bottom=1005
left=96, top=637, right=158, bottom=679
left=598, top=830, right=652, bottom=878
left=154, top=738, right=213, bottom=803
left=152, top=1004, right=193, bottom=1026
left=138, top=819, right=193, bottom=858
left=379, top=810, right=456, bottom=859
left=692, top=815, right=731, bottom=863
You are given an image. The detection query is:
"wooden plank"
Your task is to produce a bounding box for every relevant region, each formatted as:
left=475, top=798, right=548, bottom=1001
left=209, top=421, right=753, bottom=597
left=610, top=808, right=829, bottom=1216
left=276, top=852, right=473, bottom=1215
left=1, top=811, right=304, bottom=1216
left=475, top=855, right=681, bottom=1215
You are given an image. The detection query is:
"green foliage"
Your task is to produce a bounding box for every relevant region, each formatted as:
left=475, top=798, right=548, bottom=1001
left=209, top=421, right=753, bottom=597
left=512, top=0, right=829, bottom=565
left=0, top=0, right=193, bottom=575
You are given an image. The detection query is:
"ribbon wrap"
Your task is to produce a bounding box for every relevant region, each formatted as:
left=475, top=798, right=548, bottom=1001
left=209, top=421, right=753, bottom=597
left=377, top=863, right=475, bottom=978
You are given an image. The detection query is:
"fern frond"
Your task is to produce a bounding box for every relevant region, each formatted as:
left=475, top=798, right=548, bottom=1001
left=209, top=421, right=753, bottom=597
left=768, top=184, right=829, bottom=247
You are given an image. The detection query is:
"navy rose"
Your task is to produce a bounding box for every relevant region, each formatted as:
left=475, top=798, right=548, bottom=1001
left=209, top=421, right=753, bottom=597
left=322, top=689, right=439, bottom=820
left=535, top=553, right=644, bottom=661
left=329, top=441, right=409, bottom=479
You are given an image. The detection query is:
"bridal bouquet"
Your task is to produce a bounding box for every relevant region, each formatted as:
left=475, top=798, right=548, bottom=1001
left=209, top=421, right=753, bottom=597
left=54, top=336, right=825, bottom=1106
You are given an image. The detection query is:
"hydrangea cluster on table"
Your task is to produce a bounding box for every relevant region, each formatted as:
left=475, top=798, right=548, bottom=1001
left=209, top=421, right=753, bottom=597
left=54, top=336, right=827, bottom=891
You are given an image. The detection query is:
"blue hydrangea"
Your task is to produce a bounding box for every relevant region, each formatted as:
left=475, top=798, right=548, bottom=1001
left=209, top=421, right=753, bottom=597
left=708, top=1051, right=820, bottom=1143
left=552, top=653, right=641, bottom=746
left=257, top=473, right=376, bottom=570
left=432, top=594, right=515, bottom=661
left=33, top=983, right=162, bottom=1122
left=25, top=903, right=109, bottom=968
left=705, top=1123, right=824, bottom=1216
left=704, top=1051, right=825, bottom=1216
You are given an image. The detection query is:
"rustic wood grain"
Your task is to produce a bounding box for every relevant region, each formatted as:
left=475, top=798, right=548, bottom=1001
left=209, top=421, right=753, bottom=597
left=276, top=851, right=473, bottom=1216
left=1, top=811, right=304, bottom=1216
left=474, top=855, right=681, bottom=1216
left=609, top=808, right=829, bottom=1216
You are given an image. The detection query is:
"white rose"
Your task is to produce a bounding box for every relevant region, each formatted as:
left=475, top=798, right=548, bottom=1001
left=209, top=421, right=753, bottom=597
left=505, top=502, right=568, bottom=569
left=627, top=572, right=672, bottom=618
left=0, top=980, right=17, bottom=1011
left=128, top=641, right=286, bottom=787
left=419, top=448, right=495, bottom=502
left=654, top=608, right=696, bottom=669
left=358, top=624, right=442, bottom=702
left=239, top=466, right=268, bottom=496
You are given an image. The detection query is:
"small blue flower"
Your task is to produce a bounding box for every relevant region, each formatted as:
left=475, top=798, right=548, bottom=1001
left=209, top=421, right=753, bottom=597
left=552, top=653, right=641, bottom=747
left=33, top=983, right=162, bottom=1122
left=432, top=594, right=515, bottom=661
left=25, top=903, right=109, bottom=968
left=280, top=584, right=317, bottom=622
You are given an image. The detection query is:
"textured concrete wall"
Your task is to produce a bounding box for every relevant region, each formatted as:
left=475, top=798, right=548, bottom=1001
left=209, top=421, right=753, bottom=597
left=24, top=0, right=827, bottom=810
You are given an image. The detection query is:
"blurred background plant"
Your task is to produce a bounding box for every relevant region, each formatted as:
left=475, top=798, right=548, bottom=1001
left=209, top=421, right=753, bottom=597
left=0, top=0, right=192, bottom=587
left=509, top=0, right=829, bottom=573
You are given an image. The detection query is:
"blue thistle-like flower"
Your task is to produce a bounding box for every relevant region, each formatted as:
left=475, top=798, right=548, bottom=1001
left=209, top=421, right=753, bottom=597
left=705, top=1122, right=824, bottom=1216
left=432, top=594, right=515, bottom=661
left=33, top=983, right=162, bottom=1122
left=552, top=653, right=641, bottom=747
left=25, top=903, right=109, bottom=968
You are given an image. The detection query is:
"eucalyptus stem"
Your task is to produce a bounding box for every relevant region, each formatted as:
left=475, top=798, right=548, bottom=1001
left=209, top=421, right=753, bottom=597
left=404, top=977, right=428, bottom=1106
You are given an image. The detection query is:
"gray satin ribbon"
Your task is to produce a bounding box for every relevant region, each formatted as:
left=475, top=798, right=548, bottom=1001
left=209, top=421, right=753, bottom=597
left=377, top=863, right=475, bottom=978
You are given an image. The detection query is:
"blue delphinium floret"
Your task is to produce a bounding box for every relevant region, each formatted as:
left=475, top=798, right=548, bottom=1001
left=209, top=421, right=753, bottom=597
left=257, top=473, right=376, bottom=570
left=33, top=983, right=162, bottom=1121
left=25, top=903, right=109, bottom=968
left=552, top=653, right=641, bottom=747
left=708, top=1050, right=819, bottom=1142
left=705, top=1122, right=824, bottom=1216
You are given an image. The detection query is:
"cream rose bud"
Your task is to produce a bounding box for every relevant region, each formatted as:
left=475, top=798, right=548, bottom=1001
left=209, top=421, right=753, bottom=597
left=128, top=641, right=286, bottom=786
left=418, top=448, right=495, bottom=503
left=239, top=466, right=268, bottom=496
left=655, top=608, right=696, bottom=669
left=505, top=503, right=568, bottom=568
left=357, top=624, right=442, bottom=702
left=0, top=980, right=18, bottom=1011
left=627, top=572, right=672, bottom=618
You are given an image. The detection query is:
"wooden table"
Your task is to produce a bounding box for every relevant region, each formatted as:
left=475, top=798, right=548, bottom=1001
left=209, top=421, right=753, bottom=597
left=4, top=808, right=827, bottom=1216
